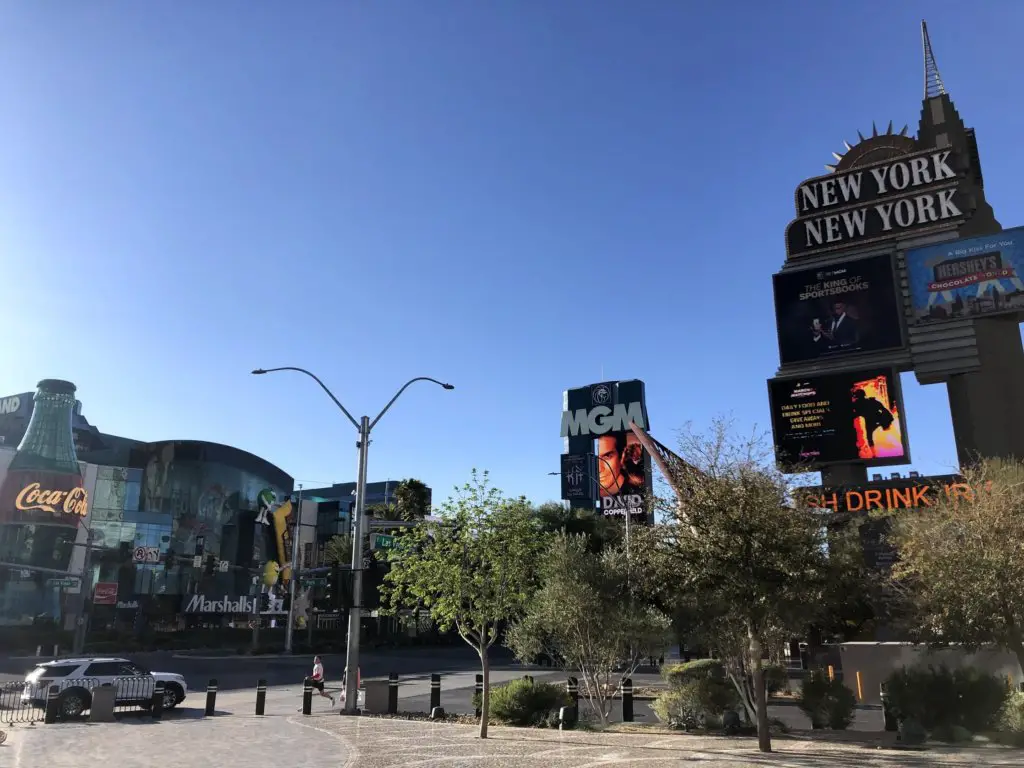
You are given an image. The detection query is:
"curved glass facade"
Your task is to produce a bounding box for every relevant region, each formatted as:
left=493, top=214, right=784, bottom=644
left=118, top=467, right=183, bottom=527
left=89, top=441, right=293, bottom=610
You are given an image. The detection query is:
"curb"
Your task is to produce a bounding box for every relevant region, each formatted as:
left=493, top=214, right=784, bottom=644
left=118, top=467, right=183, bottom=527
left=171, top=653, right=319, bottom=661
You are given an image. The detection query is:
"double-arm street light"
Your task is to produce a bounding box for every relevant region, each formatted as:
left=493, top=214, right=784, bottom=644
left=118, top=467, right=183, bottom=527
left=252, top=366, right=454, bottom=713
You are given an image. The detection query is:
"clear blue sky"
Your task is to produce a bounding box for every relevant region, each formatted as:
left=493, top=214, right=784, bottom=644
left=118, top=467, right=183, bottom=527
left=2, top=2, right=1021, bottom=505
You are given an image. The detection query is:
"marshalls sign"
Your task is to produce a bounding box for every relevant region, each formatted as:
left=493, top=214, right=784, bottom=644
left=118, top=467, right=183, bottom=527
left=786, top=149, right=971, bottom=259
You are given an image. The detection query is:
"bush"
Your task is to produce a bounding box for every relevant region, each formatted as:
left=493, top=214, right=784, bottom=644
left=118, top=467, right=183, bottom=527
left=884, top=665, right=1007, bottom=733
left=930, top=723, right=974, bottom=743
left=480, top=679, right=570, bottom=726
left=662, top=658, right=726, bottom=688
left=798, top=671, right=857, bottom=730
left=899, top=717, right=928, bottom=745
left=999, top=691, right=1024, bottom=732
left=654, top=672, right=739, bottom=729
left=763, top=664, right=790, bottom=695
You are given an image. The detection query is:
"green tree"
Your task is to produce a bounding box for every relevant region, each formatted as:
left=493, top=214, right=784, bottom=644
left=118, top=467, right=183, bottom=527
left=888, top=458, right=1024, bottom=672
left=532, top=501, right=614, bottom=551
left=506, top=532, right=672, bottom=725
left=366, top=502, right=397, bottom=519
left=323, top=534, right=353, bottom=565
left=653, top=419, right=832, bottom=753
left=379, top=470, right=545, bottom=738
left=394, top=478, right=432, bottom=521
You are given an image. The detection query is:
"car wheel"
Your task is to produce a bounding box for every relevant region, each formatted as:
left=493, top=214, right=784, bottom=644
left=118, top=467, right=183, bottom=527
left=162, top=684, right=183, bottom=710
left=59, top=689, right=90, bottom=718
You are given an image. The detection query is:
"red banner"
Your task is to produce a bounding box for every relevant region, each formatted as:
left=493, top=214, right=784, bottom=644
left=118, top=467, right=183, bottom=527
left=93, top=583, right=119, bottom=605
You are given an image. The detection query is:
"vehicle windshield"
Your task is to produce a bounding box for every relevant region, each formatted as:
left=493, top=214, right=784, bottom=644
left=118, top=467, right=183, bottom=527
left=25, top=666, right=48, bottom=682
left=123, top=662, right=149, bottom=675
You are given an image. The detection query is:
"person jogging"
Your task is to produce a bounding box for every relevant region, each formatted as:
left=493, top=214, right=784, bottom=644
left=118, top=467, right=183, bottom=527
left=304, top=655, right=334, bottom=707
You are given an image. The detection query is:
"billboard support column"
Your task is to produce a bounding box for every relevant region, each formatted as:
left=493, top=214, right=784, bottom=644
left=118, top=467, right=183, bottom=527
left=821, top=464, right=868, bottom=486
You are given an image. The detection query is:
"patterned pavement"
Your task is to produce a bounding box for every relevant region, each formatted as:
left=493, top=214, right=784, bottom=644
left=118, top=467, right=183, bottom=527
left=2, top=708, right=1022, bottom=767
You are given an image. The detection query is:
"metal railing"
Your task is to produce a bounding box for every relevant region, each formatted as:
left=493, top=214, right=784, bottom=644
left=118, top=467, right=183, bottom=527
left=1, top=676, right=172, bottom=724
left=0, top=682, right=44, bottom=725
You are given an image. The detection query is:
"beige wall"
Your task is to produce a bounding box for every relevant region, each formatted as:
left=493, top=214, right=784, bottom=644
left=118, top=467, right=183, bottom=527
left=840, top=642, right=1024, bottom=706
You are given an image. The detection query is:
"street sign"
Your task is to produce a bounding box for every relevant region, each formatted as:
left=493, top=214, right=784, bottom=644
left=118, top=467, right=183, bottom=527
left=302, top=577, right=327, bottom=588
left=47, top=577, right=80, bottom=589
left=218, top=560, right=230, bottom=573
left=193, top=555, right=203, bottom=568
left=371, top=533, right=397, bottom=551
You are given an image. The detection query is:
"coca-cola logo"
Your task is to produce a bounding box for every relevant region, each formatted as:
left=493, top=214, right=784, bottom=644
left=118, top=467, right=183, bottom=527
left=15, top=483, right=89, bottom=518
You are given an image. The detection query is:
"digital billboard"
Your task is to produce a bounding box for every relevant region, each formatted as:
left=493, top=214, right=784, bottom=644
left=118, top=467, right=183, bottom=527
left=596, top=431, right=649, bottom=522
left=906, top=226, right=1024, bottom=324
left=560, top=380, right=652, bottom=523
left=768, top=368, right=909, bottom=469
left=560, top=453, right=597, bottom=501
left=773, top=254, right=903, bottom=364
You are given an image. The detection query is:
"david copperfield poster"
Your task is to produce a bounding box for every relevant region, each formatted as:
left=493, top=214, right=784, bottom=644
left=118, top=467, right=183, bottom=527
left=773, top=254, right=904, bottom=365
left=768, top=368, right=909, bottom=469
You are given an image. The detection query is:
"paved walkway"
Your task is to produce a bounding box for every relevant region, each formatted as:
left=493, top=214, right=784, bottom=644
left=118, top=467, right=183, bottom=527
left=2, top=712, right=1022, bottom=768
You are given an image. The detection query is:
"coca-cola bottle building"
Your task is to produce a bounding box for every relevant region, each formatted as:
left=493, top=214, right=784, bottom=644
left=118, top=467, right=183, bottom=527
left=0, top=380, right=88, bottom=604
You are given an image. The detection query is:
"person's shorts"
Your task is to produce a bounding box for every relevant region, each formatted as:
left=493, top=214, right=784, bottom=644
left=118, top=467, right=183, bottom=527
left=305, top=677, right=325, bottom=693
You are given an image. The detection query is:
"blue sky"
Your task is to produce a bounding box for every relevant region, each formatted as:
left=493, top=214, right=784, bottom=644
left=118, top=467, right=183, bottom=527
left=1, top=2, right=1021, bottom=505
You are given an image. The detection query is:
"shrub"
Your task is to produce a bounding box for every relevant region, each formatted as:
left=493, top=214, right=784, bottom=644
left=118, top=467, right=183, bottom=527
left=884, top=665, right=1007, bottom=733
left=999, top=691, right=1024, bottom=733
left=763, top=664, right=790, bottom=695
left=899, top=717, right=927, bottom=745
left=798, top=671, right=857, bottom=730
left=662, top=658, right=727, bottom=688
left=654, top=674, right=739, bottom=728
left=481, top=679, right=570, bottom=726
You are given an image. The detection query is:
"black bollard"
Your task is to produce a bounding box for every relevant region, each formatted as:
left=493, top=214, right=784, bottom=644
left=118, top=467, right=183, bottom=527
left=429, top=673, right=441, bottom=711
left=205, top=679, right=217, bottom=717
left=622, top=677, right=634, bottom=723
left=387, top=673, right=399, bottom=715
left=44, top=685, right=60, bottom=724
left=255, top=679, right=267, bottom=716
left=566, top=677, right=579, bottom=722
left=880, top=682, right=898, bottom=732
left=302, top=679, right=313, bottom=715
left=151, top=683, right=165, bottom=720
left=474, top=673, right=483, bottom=717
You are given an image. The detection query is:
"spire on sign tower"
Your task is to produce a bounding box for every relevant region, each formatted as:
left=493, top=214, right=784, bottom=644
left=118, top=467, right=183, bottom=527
left=921, top=20, right=946, bottom=99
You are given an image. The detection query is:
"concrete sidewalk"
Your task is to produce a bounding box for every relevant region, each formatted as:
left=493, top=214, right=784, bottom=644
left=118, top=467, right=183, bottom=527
left=5, top=711, right=1020, bottom=768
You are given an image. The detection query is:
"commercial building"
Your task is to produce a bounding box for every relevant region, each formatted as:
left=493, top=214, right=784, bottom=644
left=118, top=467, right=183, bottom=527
left=299, top=480, right=430, bottom=559
left=0, top=381, right=303, bottom=632
left=0, top=381, right=434, bottom=639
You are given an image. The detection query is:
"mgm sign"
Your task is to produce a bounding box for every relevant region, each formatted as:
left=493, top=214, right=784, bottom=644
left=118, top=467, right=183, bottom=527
left=559, top=380, right=652, bottom=523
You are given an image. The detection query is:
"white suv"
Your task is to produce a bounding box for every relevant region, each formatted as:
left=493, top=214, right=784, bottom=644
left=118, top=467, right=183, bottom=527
left=22, top=657, right=188, bottom=718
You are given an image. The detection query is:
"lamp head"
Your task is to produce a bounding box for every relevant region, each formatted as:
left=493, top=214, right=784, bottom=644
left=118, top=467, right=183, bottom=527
left=251, top=369, right=267, bottom=375
left=442, top=383, right=455, bottom=390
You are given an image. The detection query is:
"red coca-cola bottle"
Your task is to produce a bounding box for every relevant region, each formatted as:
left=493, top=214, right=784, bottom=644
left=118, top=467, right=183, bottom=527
left=0, top=380, right=87, bottom=571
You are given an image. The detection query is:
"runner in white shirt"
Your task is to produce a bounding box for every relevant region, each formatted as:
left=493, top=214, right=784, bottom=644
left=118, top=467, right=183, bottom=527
left=305, top=655, right=334, bottom=707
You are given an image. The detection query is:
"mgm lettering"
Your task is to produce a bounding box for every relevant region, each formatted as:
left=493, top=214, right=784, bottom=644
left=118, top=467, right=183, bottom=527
left=786, top=150, right=969, bottom=258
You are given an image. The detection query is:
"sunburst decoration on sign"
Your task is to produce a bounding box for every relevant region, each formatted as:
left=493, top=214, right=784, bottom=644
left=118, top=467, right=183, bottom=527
left=825, top=120, right=916, bottom=173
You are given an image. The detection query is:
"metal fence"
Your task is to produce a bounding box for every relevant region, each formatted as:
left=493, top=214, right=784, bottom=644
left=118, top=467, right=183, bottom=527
left=1, top=676, right=162, bottom=724
left=0, top=682, right=44, bottom=725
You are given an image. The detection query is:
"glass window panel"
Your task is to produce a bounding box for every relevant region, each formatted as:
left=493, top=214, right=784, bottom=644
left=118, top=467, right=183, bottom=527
left=124, top=482, right=141, bottom=511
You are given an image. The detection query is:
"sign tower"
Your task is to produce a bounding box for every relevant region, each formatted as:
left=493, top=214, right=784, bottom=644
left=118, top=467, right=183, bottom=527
left=768, top=21, right=1024, bottom=485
